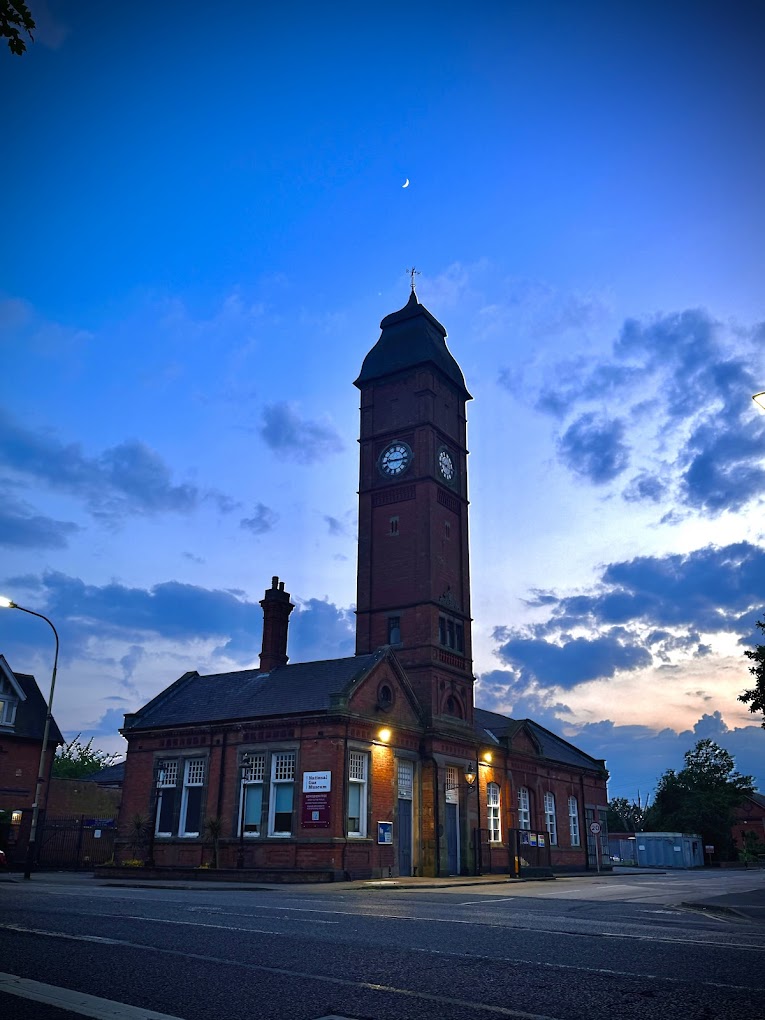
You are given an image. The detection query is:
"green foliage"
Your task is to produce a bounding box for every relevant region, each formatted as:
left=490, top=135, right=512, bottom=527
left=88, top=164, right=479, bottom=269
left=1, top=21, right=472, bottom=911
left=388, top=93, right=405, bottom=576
left=53, top=734, right=120, bottom=779
left=606, top=796, right=650, bottom=833
left=739, top=617, right=765, bottom=727
left=204, top=816, right=223, bottom=869
left=649, top=739, right=755, bottom=861
left=1, top=1, right=35, bottom=55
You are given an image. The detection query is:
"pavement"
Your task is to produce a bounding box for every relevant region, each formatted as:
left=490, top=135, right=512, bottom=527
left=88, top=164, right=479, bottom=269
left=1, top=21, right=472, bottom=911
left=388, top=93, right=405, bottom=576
left=3, top=865, right=765, bottom=921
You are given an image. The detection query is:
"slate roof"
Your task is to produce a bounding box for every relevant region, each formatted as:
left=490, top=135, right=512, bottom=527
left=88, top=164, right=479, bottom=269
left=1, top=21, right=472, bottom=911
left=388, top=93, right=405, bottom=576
left=82, top=761, right=126, bottom=785
left=124, top=651, right=385, bottom=731
left=474, top=707, right=606, bottom=773
left=355, top=292, right=472, bottom=399
left=10, top=672, right=64, bottom=745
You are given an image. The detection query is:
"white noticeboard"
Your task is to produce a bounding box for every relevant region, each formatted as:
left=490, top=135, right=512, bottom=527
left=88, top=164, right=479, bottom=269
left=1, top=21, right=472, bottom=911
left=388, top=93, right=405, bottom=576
left=302, top=771, right=331, bottom=793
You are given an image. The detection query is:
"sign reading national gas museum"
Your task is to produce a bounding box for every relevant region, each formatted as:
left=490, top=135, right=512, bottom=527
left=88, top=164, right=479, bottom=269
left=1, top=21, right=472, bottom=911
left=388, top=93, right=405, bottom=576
left=301, top=771, right=331, bottom=828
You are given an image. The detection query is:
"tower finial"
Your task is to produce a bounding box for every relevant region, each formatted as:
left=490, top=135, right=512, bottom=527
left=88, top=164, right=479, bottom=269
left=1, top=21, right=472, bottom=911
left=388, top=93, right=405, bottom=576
left=406, top=266, right=420, bottom=295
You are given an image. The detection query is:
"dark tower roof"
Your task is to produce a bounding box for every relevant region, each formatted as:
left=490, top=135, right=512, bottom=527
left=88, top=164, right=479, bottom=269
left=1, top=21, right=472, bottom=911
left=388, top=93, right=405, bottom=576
left=354, top=291, right=472, bottom=399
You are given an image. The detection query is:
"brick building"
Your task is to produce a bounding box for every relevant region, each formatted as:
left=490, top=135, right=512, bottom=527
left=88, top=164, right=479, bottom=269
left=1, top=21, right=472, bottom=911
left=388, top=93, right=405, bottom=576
left=117, top=291, right=609, bottom=879
left=0, top=654, right=63, bottom=863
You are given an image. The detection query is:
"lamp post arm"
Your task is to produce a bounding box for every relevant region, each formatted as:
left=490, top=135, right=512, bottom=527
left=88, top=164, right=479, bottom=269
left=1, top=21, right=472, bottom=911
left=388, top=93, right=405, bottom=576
left=13, top=605, right=60, bottom=880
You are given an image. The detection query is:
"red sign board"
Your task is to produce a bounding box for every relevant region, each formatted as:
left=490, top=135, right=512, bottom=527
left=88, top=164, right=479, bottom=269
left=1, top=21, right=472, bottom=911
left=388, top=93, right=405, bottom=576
left=301, top=791, right=331, bottom=828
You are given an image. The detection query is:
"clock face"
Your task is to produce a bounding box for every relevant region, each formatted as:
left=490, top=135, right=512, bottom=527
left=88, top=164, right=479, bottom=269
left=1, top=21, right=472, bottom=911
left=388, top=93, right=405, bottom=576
left=438, top=448, right=455, bottom=481
left=379, top=442, right=412, bottom=477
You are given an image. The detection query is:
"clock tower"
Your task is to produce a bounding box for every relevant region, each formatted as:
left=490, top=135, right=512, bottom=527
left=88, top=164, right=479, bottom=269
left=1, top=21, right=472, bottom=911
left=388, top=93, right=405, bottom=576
left=354, top=290, right=474, bottom=726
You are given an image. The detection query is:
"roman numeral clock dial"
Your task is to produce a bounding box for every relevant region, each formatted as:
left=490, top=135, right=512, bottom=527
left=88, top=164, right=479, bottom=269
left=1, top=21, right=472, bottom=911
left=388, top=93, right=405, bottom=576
left=379, top=442, right=412, bottom=477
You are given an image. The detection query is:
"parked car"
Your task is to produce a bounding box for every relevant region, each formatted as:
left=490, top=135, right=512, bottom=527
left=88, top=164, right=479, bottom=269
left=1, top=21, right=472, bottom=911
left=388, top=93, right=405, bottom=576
left=0, top=849, right=6, bottom=869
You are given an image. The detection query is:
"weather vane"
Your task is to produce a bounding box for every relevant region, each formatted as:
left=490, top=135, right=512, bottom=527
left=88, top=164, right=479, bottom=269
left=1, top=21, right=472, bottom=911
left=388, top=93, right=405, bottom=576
left=406, top=267, right=421, bottom=293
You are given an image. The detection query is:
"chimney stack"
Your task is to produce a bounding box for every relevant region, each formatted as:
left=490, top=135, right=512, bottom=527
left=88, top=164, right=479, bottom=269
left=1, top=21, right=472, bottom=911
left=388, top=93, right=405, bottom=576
left=259, top=575, right=294, bottom=672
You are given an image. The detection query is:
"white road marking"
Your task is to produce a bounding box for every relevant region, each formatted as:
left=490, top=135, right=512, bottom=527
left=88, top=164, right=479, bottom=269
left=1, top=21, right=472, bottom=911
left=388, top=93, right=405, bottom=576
left=0, top=971, right=186, bottom=1020
left=2, top=920, right=761, bottom=998
left=459, top=897, right=517, bottom=905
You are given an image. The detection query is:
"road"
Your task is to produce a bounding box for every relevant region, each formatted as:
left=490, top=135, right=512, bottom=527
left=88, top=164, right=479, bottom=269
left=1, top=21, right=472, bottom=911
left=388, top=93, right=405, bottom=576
left=1, top=869, right=764, bottom=1020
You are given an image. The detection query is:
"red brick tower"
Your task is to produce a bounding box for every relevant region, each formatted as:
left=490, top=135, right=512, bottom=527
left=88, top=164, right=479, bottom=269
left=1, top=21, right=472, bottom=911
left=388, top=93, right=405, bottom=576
left=354, top=290, right=474, bottom=726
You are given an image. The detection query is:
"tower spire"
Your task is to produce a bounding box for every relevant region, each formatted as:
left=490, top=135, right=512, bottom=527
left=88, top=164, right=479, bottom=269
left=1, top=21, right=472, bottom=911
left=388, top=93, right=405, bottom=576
left=406, top=266, right=420, bottom=295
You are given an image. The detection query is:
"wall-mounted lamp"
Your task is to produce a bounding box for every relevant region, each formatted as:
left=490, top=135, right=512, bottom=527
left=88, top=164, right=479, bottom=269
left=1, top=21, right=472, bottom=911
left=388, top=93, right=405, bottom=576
left=377, top=727, right=392, bottom=743
left=482, top=751, right=492, bottom=763
left=464, top=762, right=477, bottom=788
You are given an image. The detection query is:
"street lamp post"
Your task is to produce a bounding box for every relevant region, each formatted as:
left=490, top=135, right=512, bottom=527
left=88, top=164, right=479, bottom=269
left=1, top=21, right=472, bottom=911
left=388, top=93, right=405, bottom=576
left=0, top=597, right=59, bottom=880
left=464, top=761, right=482, bottom=876
left=238, top=754, right=253, bottom=869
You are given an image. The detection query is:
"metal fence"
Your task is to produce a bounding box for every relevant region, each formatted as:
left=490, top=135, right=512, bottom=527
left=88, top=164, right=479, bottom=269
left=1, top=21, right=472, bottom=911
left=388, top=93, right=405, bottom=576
left=36, top=813, right=117, bottom=869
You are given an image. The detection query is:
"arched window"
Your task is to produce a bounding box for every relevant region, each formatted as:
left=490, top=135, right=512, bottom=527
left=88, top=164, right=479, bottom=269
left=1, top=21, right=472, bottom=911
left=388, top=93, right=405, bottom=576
left=487, top=782, right=501, bottom=843
left=544, top=791, right=557, bottom=845
left=444, top=695, right=463, bottom=718
left=568, top=795, right=580, bottom=847
left=518, top=787, right=530, bottom=830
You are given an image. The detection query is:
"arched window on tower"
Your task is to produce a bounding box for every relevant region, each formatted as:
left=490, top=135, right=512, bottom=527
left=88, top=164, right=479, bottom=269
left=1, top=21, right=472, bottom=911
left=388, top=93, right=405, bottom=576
left=444, top=695, right=463, bottom=719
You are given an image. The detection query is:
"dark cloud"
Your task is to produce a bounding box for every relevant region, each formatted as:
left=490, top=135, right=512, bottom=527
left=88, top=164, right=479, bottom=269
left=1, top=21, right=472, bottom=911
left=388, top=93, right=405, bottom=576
left=0, top=494, right=80, bottom=549
left=0, top=409, right=202, bottom=520
left=557, top=413, right=630, bottom=484
left=493, top=629, right=651, bottom=688
left=324, top=515, right=345, bottom=536
left=622, top=472, right=667, bottom=504
left=526, top=310, right=765, bottom=515
left=288, top=598, right=355, bottom=662
left=0, top=571, right=264, bottom=663
left=240, top=502, right=278, bottom=535
left=259, top=401, right=343, bottom=464
left=490, top=542, right=764, bottom=691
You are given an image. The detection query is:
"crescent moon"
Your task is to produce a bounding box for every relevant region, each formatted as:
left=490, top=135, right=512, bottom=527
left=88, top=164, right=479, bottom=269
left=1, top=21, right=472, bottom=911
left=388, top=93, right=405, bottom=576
left=402, top=178, right=410, bottom=188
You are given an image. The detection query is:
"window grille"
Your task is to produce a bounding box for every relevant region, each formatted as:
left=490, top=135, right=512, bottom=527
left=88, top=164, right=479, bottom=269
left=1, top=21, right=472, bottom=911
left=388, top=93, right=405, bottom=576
left=398, top=760, right=413, bottom=797
left=185, top=759, right=206, bottom=786
left=487, top=782, right=501, bottom=842
left=568, top=795, right=580, bottom=847
left=446, top=765, right=459, bottom=791
left=273, top=752, right=295, bottom=781
left=242, top=754, right=265, bottom=782
left=349, top=751, right=366, bottom=781
left=157, top=760, right=177, bottom=786
left=518, top=786, right=530, bottom=830
left=544, top=791, right=557, bottom=845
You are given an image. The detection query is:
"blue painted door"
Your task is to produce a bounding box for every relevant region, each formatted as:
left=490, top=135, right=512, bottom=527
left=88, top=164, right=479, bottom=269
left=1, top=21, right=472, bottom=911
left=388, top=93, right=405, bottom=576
left=446, top=803, right=459, bottom=874
left=398, top=798, right=412, bottom=876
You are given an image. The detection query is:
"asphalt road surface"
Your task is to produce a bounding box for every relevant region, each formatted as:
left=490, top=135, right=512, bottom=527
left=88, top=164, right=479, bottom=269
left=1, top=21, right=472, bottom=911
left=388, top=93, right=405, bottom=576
left=1, top=869, right=764, bottom=1020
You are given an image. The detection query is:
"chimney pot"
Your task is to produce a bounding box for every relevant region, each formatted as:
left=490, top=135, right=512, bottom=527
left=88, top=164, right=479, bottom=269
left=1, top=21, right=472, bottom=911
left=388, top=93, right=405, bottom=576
left=259, top=576, right=294, bottom=672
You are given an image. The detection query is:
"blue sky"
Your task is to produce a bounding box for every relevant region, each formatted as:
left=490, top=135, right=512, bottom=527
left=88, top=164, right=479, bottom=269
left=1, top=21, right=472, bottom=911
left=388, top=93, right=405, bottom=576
left=2, top=0, right=764, bottom=800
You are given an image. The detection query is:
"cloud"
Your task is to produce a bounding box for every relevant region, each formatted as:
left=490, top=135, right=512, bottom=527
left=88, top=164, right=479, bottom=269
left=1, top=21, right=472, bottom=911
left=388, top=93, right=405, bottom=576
left=557, top=413, right=630, bottom=484
left=0, top=409, right=201, bottom=521
left=0, top=571, right=264, bottom=663
left=490, top=541, right=765, bottom=691
left=240, top=503, right=278, bottom=535
left=523, top=309, right=765, bottom=515
left=288, top=597, right=355, bottom=662
left=259, top=401, right=344, bottom=464
left=0, top=494, right=80, bottom=549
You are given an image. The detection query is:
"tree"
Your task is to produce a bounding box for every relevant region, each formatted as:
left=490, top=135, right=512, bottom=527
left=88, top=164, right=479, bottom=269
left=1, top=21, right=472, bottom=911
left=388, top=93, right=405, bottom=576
left=606, top=796, right=650, bottom=833
left=649, top=739, right=754, bottom=860
left=739, top=617, right=765, bottom=727
left=53, top=735, right=121, bottom=779
left=1, top=1, right=35, bottom=55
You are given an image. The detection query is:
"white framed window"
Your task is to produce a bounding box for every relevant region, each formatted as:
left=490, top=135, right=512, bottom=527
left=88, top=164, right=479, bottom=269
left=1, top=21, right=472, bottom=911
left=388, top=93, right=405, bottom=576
left=397, top=759, right=413, bottom=800
left=445, top=765, right=459, bottom=804
left=239, top=753, right=266, bottom=837
left=568, top=796, right=580, bottom=847
left=155, top=759, right=178, bottom=836
left=268, top=752, right=295, bottom=837
left=518, top=786, right=530, bottom=830
left=179, top=758, right=206, bottom=837
left=0, top=697, right=18, bottom=726
left=347, top=750, right=368, bottom=837
left=544, top=791, right=557, bottom=845
left=487, top=782, right=501, bottom=843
